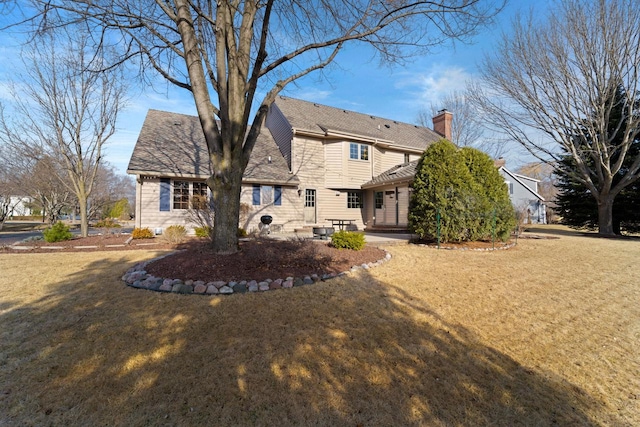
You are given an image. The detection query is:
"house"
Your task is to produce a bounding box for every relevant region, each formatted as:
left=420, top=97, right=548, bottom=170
left=127, top=97, right=447, bottom=233
left=128, top=96, right=543, bottom=233
left=497, top=160, right=547, bottom=224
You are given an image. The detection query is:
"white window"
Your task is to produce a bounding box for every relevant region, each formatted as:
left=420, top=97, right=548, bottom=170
left=349, top=142, right=369, bottom=161
left=347, top=191, right=362, bottom=209
left=505, top=181, right=514, bottom=195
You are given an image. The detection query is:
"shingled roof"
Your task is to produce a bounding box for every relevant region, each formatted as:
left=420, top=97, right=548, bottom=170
left=127, top=110, right=298, bottom=185
left=272, top=96, right=443, bottom=151
left=362, top=160, right=419, bottom=189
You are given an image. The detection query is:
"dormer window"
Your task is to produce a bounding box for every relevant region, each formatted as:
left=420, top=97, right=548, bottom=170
left=349, top=142, right=369, bottom=161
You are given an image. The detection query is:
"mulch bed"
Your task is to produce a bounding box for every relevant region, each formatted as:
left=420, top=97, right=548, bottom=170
left=3, top=234, right=388, bottom=283
left=4, top=234, right=177, bottom=252
left=146, top=239, right=387, bottom=282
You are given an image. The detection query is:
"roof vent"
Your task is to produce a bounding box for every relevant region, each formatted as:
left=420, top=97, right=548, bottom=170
left=174, top=121, right=181, bottom=126
left=384, top=124, right=390, bottom=128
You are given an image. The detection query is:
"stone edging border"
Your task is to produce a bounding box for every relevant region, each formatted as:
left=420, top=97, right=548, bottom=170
left=122, top=249, right=392, bottom=295
left=412, top=241, right=517, bottom=251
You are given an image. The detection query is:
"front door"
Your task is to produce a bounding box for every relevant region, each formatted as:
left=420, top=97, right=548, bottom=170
left=384, top=190, right=397, bottom=225
left=304, top=189, right=316, bottom=223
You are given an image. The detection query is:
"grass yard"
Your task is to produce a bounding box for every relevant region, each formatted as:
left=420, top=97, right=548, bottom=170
left=0, top=226, right=638, bottom=426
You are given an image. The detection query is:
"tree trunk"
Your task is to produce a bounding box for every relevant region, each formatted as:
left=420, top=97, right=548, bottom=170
left=78, top=196, right=89, bottom=237
left=597, top=196, right=615, bottom=236
left=208, top=171, right=243, bottom=255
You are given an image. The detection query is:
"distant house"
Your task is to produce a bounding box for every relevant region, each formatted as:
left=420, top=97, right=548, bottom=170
left=7, top=196, right=33, bottom=217
left=497, top=160, right=547, bottom=224
left=127, top=96, right=544, bottom=233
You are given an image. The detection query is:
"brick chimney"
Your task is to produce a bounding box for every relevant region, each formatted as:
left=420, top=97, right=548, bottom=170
left=432, top=109, right=453, bottom=141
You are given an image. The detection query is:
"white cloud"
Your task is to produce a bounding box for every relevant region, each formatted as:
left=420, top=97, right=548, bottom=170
left=394, top=65, right=474, bottom=109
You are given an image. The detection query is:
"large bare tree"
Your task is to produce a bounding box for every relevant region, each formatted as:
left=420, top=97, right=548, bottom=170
left=0, top=28, right=125, bottom=237
left=19, top=0, right=504, bottom=253
left=469, top=0, right=640, bottom=235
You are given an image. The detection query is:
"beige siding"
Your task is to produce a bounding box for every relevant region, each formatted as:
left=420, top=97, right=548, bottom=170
left=291, top=136, right=368, bottom=229
left=397, top=185, right=410, bottom=226
left=324, top=141, right=344, bottom=188
left=362, top=189, right=375, bottom=228
left=137, top=178, right=194, bottom=232
left=374, top=147, right=406, bottom=176
left=138, top=178, right=302, bottom=233
left=239, top=185, right=302, bottom=232
left=314, top=188, right=366, bottom=230
left=345, top=158, right=372, bottom=188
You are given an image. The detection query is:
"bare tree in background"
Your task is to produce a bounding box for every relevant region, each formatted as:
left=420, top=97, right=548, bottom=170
left=469, top=0, right=640, bottom=235
left=417, top=89, right=506, bottom=158
left=0, top=29, right=126, bottom=237
left=13, top=0, right=505, bottom=254
left=29, top=156, right=74, bottom=225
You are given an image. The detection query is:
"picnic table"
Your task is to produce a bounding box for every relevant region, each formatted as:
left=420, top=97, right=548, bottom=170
left=326, top=218, right=356, bottom=231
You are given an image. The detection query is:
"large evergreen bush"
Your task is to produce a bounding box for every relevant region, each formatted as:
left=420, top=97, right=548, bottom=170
left=408, top=140, right=515, bottom=242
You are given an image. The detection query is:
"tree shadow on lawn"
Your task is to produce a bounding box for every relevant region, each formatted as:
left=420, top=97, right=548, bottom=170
left=0, top=255, right=605, bottom=426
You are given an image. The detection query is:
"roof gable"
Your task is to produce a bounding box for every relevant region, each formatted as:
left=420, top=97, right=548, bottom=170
left=127, top=110, right=298, bottom=185
left=500, top=167, right=545, bottom=201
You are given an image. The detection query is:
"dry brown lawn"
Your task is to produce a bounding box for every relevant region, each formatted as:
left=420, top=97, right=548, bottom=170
left=0, top=225, right=638, bottom=426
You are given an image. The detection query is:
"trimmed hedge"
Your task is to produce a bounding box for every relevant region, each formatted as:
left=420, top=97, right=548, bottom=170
left=331, top=230, right=365, bottom=250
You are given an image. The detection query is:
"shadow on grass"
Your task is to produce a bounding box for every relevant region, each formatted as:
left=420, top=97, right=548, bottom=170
left=0, top=254, right=605, bottom=426
left=525, top=224, right=640, bottom=240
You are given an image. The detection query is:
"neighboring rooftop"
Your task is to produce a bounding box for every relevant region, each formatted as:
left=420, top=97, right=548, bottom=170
left=273, top=96, right=444, bottom=151
left=127, top=110, right=298, bottom=185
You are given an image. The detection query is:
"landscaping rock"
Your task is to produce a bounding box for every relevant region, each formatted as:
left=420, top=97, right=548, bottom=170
left=282, top=279, right=294, bottom=288
left=178, top=284, right=193, bottom=294
left=219, top=286, right=233, bottom=294
left=159, top=283, right=172, bottom=292
left=258, top=282, right=270, bottom=291
left=206, top=285, right=219, bottom=294
left=194, top=283, right=207, bottom=294
left=233, top=282, right=247, bottom=293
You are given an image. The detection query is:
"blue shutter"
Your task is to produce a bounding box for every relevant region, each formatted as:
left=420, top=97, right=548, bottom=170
left=252, top=184, right=260, bottom=205
left=159, top=178, right=171, bottom=211
left=274, top=186, right=282, bottom=206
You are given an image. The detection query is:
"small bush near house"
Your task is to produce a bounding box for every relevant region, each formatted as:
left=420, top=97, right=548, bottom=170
left=43, top=221, right=73, bottom=243
left=132, top=227, right=154, bottom=239
left=331, top=230, right=365, bottom=251
left=194, top=226, right=212, bottom=238
left=163, top=225, right=187, bottom=244
left=95, top=218, right=122, bottom=228
left=237, top=227, right=248, bottom=238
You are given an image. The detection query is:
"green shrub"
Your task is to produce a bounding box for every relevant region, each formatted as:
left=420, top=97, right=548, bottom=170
left=43, top=221, right=73, bottom=243
left=409, top=139, right=515, bottom=243
left=132, top=227, right=154, bottom=239
left=237, top=227, right=248, bottom=237
left=95, top=218, right=122, bottom=228
left=163, top=225, right=187, bottom=244
left=194, top=226, right=212, bottom=238
left=331, top=230, right=365, bottom=250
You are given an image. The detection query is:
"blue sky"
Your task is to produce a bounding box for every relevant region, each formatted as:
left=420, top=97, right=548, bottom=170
left=0, top=1, right=550, bottom=175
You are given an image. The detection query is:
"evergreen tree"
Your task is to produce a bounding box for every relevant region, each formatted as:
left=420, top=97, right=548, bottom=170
left=409, top=139, right=515, bottom=242
left=555, top=87, right=640, bottom=234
